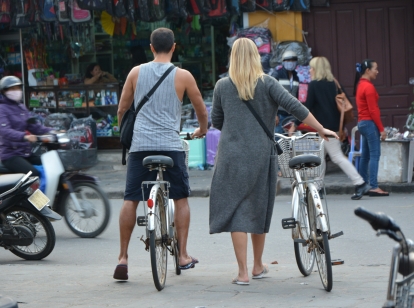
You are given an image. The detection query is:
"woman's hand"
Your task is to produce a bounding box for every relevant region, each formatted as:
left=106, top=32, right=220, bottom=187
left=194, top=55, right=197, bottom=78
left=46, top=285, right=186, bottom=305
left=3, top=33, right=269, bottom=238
left=380, top=131, right=387, bottom=141
left=318, top=128, right=339, bottom=141
left=24, top=135, right=37, bottom=143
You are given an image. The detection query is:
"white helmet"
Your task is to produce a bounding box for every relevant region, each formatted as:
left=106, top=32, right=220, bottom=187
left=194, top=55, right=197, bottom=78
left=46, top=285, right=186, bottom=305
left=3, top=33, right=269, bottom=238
left=0, top=76, right=22, bottom=91
left=282, top=50, right=298, bottom=61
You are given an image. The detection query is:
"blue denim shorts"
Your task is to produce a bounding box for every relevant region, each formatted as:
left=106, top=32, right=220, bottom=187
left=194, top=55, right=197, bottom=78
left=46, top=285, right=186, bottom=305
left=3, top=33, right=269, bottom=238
left=124, top=151, right=190, bottom=201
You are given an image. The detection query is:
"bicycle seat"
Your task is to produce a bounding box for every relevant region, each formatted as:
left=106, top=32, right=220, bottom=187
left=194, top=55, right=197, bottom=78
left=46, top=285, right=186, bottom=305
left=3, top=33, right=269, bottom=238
left=143, top=156, right=174, bottom=168
left=289, top=154, right=321, bottom=170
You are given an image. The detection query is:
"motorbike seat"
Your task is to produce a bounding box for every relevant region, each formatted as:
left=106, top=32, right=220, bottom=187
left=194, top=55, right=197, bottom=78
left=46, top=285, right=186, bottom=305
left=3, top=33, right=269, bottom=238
left=0, top=174, right=26, bottom=195
left=0, top=162, right=12, bottom=174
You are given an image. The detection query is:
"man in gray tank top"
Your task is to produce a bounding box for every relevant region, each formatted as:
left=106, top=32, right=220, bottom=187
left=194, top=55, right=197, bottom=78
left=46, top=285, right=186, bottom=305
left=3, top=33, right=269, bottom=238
left=114, top=28, right=208, bottom=280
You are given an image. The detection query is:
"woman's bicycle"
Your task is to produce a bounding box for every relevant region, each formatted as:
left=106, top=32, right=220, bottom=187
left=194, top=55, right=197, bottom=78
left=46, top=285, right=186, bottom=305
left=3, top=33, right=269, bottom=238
left=355, top=207, right=414, bottom=308
left=275, top=132, right=344, bottom=292
left=136, top=140, right=190, bottom=291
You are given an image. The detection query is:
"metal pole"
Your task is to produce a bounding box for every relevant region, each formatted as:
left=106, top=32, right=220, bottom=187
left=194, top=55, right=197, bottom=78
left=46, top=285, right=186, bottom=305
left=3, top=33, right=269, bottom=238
left=19, top=29, right=26, bottom=106
left=211, top=25, right=215, bottom=85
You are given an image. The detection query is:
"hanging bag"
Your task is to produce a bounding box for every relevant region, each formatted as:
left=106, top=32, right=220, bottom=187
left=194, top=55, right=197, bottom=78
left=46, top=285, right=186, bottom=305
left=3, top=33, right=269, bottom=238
left=0, top=0, right=11, bottom=24
left=70, top=0, right=91, bottom=23
left=120, top=65, right=175, bottom=165
left=77, top=0, right=106, bottom=10
left=334, top=78, right=353, bottom=141
left=10, top=0, right=35, bottom=28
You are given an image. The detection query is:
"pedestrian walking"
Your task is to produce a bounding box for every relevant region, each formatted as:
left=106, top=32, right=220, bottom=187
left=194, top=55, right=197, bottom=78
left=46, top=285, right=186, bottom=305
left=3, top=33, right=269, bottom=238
left=113, top=28, right=208, bottom=280
left=209, top=38, right=338, bottom=285
left=354, top=59, right=389, bottom=196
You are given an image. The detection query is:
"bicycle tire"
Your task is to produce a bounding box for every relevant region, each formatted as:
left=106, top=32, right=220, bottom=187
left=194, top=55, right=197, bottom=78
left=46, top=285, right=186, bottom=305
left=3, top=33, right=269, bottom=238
left=307, top=188, right=333, bottom=292
left=149, top=188, right=168, bottom=291
left=293, top=186, right=315, bottom=276
left=173, top=238, right=181, bottom=275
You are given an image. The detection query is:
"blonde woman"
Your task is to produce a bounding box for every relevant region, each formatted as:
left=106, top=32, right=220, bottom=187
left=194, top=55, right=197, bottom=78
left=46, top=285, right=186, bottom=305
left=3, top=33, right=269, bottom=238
left=209, top=39, right=338, bottom=285
left=292, top=57, right=370, bottom=200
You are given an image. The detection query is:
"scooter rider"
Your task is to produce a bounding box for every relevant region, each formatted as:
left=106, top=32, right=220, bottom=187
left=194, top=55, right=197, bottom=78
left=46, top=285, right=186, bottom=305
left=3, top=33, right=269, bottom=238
left=0, top=76, right=52, bottom=177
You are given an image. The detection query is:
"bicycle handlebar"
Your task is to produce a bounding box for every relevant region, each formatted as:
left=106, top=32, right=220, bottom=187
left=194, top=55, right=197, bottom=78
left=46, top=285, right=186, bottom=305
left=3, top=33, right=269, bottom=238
left=274, top=132, right=319, bottom=140
left=354, top=207, right=401, bottom=232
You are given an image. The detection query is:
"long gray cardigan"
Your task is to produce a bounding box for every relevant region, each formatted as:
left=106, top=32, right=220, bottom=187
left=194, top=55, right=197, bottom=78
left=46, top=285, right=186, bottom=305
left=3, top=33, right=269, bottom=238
left=209, top=75, right=309, bottom=234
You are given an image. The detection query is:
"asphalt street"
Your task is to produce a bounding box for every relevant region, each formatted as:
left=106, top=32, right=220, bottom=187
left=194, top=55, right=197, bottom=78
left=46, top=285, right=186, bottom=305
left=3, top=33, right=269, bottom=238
left=1, top=194, right=414, bottom=308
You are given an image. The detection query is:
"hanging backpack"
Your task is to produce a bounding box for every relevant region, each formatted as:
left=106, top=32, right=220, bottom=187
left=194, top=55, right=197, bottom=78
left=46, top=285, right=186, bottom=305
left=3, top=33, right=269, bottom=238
left=272, top=0, right=289, bottom=11
left=203, top=0, right=227, bottom=19
left=39, top=0, right=57, bottom=22
left=70, top=0, right=91, bottom=22
left=11, top=0, right=35, bottom=28
left=227, top=0, right=239, bottom=15
left=56, top=0, right=70, bottom=22
left=0, top=0, right=11, bottom=24
left=187, top=0, right=208, bottom=15
left=77, top=0, right=106, bottom=10
left=123, top=0, right=135, bottom=21
left=289, top=0, right=310, bottom=12
left=165, top=0, right=187, bottom=20
left=240, top=0, right=255, bottom=13
left=113, top=0, right=127, bottom=17
left=256, top=0, right=272, bottom=11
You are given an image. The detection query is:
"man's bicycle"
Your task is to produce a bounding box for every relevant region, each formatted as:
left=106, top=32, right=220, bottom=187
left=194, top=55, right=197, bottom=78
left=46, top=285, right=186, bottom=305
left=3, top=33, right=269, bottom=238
left=136, top=140, right=190, bottom=291
left=355, top=207, right=414, bottom=308
left=275, top=132, right=344, bottom=292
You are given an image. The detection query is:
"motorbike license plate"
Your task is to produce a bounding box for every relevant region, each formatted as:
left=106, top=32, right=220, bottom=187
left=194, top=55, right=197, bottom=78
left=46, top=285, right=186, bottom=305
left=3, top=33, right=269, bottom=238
left=28, top=189, right=50, bottom=211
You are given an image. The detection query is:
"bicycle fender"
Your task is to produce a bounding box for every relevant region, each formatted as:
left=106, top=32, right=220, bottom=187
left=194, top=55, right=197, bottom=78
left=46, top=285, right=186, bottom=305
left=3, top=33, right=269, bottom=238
left=146, top=184, right=160, bottom=231
left=168, top=199, right=175, bottom=238
left=307, top=183, right=329, bottom=232
left=291, top=187, right=300, bottom=239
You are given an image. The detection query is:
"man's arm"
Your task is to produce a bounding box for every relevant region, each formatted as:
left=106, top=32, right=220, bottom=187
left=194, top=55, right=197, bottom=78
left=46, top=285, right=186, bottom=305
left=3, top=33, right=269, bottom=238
left=117, top=67, right=138, bottom=125
left=183, top=70, right=208, bottom=137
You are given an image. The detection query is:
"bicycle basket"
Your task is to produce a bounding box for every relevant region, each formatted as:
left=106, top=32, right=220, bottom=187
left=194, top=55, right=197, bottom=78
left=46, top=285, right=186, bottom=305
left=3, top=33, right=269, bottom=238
left=395, top=272, right=414, bottom=308
left=277, top=135, right=325, bottom=179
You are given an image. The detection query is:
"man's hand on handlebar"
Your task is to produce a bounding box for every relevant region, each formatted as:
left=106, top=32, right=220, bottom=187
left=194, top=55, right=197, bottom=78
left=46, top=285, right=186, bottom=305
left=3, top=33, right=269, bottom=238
left=191, top=127, right=207, bottom=139
left=24, top=135, right=37, bottom=143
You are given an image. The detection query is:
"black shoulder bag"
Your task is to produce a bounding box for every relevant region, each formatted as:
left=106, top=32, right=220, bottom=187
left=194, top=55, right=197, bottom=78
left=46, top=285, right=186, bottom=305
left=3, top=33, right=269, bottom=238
left=243, top=100, right=284, bottom=155
left=120, top=65, right=175, bottom=165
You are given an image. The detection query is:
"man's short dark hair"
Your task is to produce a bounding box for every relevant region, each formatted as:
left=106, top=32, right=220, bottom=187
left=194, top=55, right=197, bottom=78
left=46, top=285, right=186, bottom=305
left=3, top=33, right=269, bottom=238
left=150, top=28, right=175, bottom=54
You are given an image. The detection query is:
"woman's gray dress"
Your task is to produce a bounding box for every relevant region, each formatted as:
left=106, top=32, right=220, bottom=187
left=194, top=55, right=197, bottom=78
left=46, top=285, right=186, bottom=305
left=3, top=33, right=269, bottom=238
left=209, top=75, right=309, bottom=234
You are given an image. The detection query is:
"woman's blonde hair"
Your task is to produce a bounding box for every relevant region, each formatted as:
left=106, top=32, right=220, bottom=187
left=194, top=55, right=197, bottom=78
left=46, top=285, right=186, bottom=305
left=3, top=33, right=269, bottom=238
left=229, top=38, right=264, bottom=100
left=309, top=56, right=334, bottom=82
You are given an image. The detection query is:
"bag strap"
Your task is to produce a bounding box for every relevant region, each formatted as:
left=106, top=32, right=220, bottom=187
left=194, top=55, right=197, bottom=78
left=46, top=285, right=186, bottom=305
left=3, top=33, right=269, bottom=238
left=133, top=64, right=175, bottom=117
left=243, top=99, right=275, bottom=143
left=334, top=78, right=346, bottom=136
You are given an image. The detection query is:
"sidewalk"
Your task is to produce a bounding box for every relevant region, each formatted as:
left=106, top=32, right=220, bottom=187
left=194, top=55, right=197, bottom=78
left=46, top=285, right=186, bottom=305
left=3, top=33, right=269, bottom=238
left=89, top=150, right=414, bottom=198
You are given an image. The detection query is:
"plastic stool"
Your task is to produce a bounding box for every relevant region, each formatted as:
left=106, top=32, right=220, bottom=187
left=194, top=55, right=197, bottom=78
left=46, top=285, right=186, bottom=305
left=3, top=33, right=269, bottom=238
left=348, top=126, right=363, bottom=171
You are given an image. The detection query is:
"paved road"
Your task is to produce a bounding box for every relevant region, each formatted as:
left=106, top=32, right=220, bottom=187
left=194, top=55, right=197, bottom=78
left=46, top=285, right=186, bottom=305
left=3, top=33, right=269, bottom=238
left=1, top=194, right=414, bottom=307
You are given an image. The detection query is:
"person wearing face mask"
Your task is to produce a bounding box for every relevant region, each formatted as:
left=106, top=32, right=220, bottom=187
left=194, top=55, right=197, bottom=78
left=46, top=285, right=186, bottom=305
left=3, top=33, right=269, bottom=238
left=0, top=76, right=52, bottom=177
left=270, top=50, right=300, bottom=135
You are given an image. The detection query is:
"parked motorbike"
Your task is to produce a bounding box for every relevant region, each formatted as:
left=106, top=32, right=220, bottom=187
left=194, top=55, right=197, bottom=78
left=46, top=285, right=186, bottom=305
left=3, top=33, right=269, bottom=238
left=0, top=133, right=111, bottom=238
left=0, top=171, right=61, bottom=260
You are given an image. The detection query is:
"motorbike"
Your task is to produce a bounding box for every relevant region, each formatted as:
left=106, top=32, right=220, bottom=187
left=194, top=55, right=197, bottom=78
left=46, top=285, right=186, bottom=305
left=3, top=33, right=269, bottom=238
left=0, top=171, right=61, bottom=260
left=0, top=133, right=111, bottom=238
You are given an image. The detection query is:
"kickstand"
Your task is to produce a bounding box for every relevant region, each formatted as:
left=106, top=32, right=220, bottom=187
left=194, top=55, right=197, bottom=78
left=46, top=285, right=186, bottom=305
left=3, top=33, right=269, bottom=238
left=140, top=235, right=150, bottom=251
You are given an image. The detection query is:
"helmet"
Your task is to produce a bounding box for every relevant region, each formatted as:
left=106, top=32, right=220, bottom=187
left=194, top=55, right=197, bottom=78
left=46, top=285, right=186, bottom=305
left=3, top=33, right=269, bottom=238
left=282, top=50, right=298, bottom=61
left=0, top=76, right=22, bottom=91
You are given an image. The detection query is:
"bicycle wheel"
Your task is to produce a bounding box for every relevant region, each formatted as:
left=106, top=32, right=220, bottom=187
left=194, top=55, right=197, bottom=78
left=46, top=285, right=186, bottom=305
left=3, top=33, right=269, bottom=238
left=307, top=187, right=332, bottom=292
left=172, top=237, right=181, bottom=275
left=293, top=186, right=315, bottom=276
left=63, top=183, right=111, bottom=238
left=149, top=188, right=168, bottom=291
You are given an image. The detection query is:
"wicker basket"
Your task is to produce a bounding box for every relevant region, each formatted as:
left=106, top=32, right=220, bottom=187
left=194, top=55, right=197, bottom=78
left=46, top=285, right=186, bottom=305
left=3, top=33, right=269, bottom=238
left=58, top=148, right=98, bottom=171
left=277, top=135, right=324, bottom=179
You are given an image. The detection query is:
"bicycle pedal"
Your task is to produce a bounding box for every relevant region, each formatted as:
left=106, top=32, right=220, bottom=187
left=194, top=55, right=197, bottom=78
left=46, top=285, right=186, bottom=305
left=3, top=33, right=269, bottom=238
left=331, top=259, right=344, bottom=266
left=137, top=216, right=147, bottom=226
left=294, top=238, right=307, bottom=244
left=330, top=231, right=344, bottom=239
left=281, top=217, right=297, bottom=229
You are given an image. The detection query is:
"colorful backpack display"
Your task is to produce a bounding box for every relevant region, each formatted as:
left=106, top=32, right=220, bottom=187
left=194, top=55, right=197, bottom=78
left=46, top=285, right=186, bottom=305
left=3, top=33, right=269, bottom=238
left=272, top=0, right=289, bottom=11
left=256, top=0, right=272, bottom=11
left=11, top=0, right=35, bottom=28
left=203, top=0, right=227, bottom=19
left=240, top=0, right=255, bottom=12
left=76, top=0, right=106, bottom=10
left=56, top=0, right=70, bottom=22
left=39, top=0, right=57, bottom=22
left=289, top=0, right=310, bottom=12
left=70, top=0, right=91, bottom=23
left=0, top=0, right=11, bottom=23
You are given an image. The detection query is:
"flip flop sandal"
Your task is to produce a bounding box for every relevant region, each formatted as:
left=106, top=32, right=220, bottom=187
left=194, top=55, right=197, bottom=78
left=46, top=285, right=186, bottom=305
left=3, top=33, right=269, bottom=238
left=190, top=256, right=199, bottom=264
left=113, top=264, right=128, bottom=280
left=252, top=265, right=269, bottom=279
left=369, top=191, right=389, bottom=197
left=232, top=278, right=249, bottom=285
left=178, top=261, right=196, bottom=270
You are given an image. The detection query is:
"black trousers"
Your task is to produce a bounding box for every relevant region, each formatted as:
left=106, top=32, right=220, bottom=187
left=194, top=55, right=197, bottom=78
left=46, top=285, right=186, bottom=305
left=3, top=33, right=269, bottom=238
left=2, top=156, right=42, bottom=177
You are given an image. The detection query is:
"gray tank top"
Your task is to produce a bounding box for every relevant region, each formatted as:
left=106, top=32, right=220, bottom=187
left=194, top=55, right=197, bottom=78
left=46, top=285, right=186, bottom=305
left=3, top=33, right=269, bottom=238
left=130, top=62, right=183, bottom=152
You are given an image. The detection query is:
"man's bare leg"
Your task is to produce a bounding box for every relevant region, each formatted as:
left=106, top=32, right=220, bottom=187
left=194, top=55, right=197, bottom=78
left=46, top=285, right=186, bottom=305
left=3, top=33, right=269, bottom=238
left=118, top=200, right=139, bottom=265
left=174, top=198, right=195, bottom=266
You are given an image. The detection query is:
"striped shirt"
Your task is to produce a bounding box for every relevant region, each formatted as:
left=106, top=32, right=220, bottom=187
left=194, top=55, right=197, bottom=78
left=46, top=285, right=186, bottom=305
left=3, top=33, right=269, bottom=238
left=130, top=62, right=183, bottom=152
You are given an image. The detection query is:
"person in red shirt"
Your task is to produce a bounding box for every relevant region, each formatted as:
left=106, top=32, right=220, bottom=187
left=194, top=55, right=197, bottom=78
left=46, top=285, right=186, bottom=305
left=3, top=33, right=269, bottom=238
left=354, top=59, right=388, bottom=196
